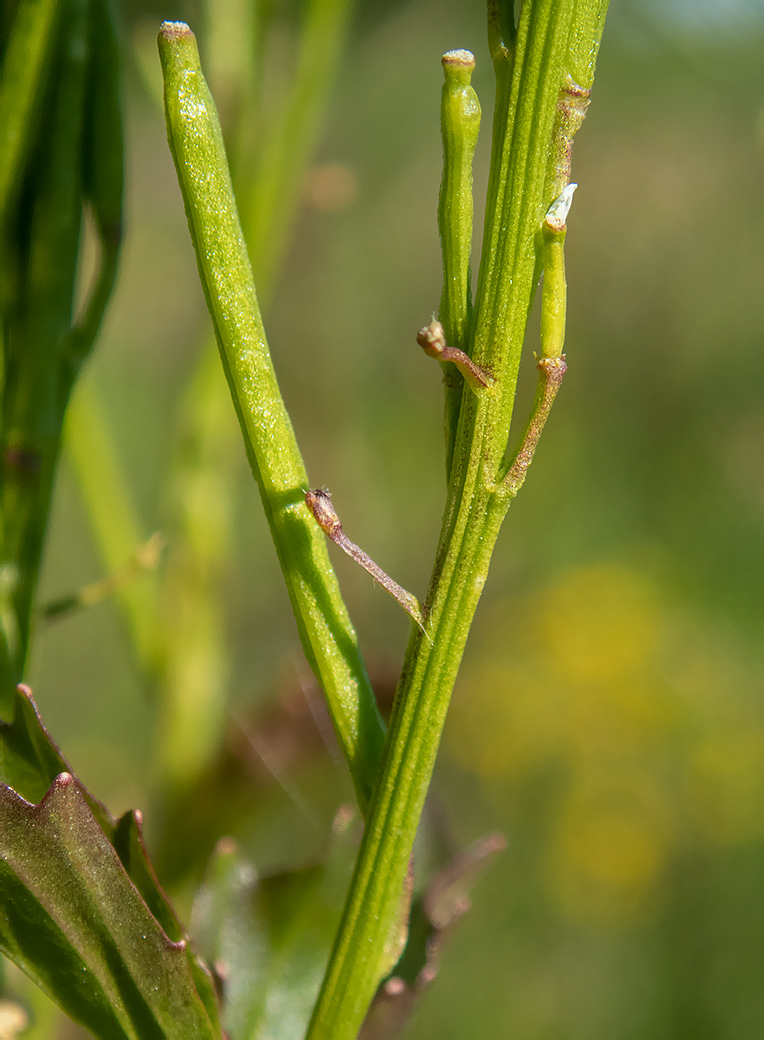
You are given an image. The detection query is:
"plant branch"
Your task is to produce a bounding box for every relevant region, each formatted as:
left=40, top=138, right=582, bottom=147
left=306, top=2, right=609, bottom=1036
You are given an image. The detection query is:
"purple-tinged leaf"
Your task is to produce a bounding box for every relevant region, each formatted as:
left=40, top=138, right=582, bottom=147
left=0, top=686, right=222, bottom=1038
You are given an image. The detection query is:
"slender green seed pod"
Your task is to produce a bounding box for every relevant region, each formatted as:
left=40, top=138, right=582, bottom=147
left=497, top=182, right=575, bottom=499
left=540, top=182, right=575, bottom=360
left=437, top=48, right=481, bottom=479
left=157, top=22, right=386, bottom=813
left=540, top=227, right=567, bottom=359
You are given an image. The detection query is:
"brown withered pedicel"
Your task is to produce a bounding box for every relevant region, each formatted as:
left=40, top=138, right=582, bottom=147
left=416, top=319, right=494, bottom=390
left=305, top=488, right=425, bottom=630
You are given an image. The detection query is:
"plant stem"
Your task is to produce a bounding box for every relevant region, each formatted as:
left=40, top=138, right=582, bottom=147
left=39, top=531, right=162, bottom=623
left=158, top=22, right=386, bottom=812
left=0, top=0, right=123, bottom=702
left=306, top=2, right=609, bottom=1035
left=68, top=0, right=124, bottom=375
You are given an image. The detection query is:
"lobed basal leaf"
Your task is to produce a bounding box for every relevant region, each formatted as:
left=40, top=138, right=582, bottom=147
left=0, top=685, right=222, bottom=1039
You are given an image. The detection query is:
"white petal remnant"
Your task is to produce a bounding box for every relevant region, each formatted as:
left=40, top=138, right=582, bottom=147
left=442, top=48, right=476, bottom=69
left=545, top=182, right=577, bottom=232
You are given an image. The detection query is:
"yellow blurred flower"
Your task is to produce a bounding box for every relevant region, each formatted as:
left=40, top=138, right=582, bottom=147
left=546, top=774, right=673, bottom=926
left=446, top=561, right=764, bottom=927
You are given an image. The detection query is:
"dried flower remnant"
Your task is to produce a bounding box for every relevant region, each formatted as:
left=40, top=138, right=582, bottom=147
left=417, top=319, right=494, bottom=391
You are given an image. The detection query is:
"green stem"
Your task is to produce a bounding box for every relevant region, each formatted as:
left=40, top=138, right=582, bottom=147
left=158, top=22, right=386, bottom=812
left=306, top=1, right=608, bottom=1035
left=39, top=531, right=162, bottom=623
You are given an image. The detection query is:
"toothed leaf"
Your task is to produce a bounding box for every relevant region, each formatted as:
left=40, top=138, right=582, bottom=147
left=0, top=687, right=222, bottom=1038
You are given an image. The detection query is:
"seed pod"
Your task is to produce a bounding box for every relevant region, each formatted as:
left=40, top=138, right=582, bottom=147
left=438, top=48, right=481, bottom=476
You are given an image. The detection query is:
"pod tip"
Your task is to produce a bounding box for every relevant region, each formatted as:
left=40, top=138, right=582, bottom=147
left=442, top=49, right=475, bottom=70
left=159, top=20, right=193, bottom=41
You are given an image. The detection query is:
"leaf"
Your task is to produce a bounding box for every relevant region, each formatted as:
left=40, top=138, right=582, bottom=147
left=192, top=808, right=359, bottom=1040
left=0, top=0, right=62, bottom=230
left=0, top=685, right=70, bottom=804
left=0, top=686, right=222, bottom=1039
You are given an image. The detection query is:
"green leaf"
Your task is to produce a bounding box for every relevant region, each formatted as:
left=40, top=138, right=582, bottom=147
left=0, top=685, right=68, bottom=803
left=0, top=686, right=222, bottom=1039
left=192, top=811, right=358, bottom=1040
left=0, top=0, right=62, bottom=232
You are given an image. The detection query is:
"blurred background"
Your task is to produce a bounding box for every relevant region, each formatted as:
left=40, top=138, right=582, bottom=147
left=16, top=0, right=764, bottom=1035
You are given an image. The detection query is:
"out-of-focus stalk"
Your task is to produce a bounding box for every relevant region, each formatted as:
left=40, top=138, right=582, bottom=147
left=153, top=348, right=232, bottom=794
left=64, top=377, right=156, bottom=668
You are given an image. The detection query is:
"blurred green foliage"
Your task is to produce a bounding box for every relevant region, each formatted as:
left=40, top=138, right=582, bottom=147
left=12, top=0, right=764, bottom=1036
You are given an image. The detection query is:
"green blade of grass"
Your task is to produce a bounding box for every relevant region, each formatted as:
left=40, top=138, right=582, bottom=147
left=0, top=0, right=62, bottom=234
left=1, top=0, right=89, bottom=696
